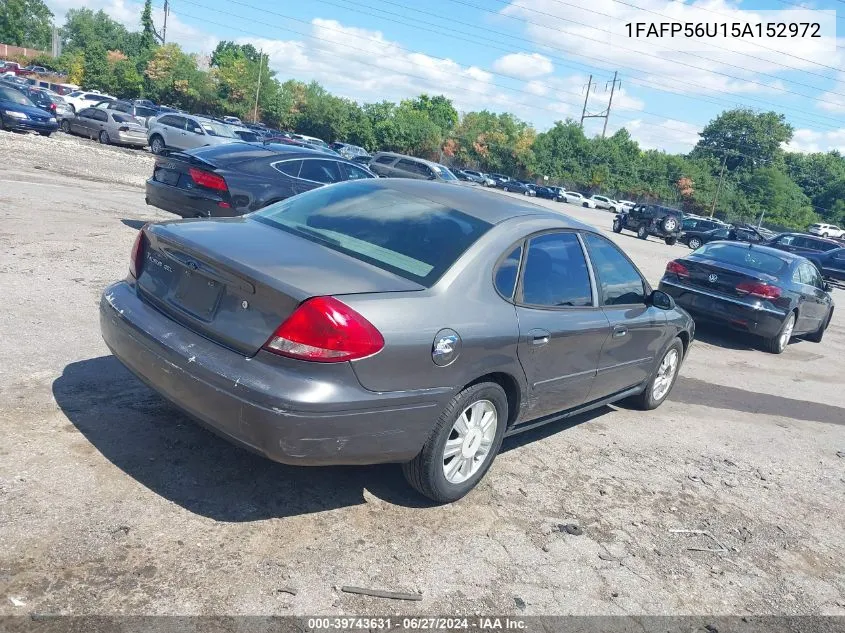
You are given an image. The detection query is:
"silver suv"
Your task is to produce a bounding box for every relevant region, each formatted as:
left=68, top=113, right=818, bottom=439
left=147, top=113, right=239, bottom=155
left=368, top=152, right=457, bottom=182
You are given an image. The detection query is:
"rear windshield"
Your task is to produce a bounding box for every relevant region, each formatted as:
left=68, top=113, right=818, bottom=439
left=251, top=181, right=492, bottom=286
left=695, top=243, right=789, bottom=276
left=112, top=113, right=134, bottom=123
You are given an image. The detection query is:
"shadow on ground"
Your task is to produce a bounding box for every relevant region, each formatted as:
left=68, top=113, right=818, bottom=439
left=52, top=356, right=437, bottom=521
left=120, top=219, right=146, bottom=230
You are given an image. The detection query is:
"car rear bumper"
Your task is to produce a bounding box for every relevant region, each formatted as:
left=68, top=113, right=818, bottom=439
left=145, top=178, right=238, bottom=218
left=100, top=281, right=445, bottom=466
left=659, top=279, right=787, bottom=338
left=116, top=132, right=147, bottom=146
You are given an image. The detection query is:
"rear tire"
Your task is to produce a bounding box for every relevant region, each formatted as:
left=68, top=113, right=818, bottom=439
left=665, top=236, right=677, bottom=246
left=583, top=202, right=589, bottom=207
left=637, top=225, right=648, bottom=240
left=805, top=308, right=832, bottom=343
left=763, top=312, right=796, bottom=354
left=99, top=130, right=110, bottom=145
left=60, top=119, right=70, bottom=133
left=688, top=237, right=702, bottom=250
left=625, top=338, right=683, bottom=410
left=402, top=382, right=508, bottom=503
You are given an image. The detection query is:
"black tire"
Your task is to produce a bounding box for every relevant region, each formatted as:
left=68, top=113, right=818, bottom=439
left=763, top=311, right=796, bottom=354
left=688, top=237, right=702, bottom=250
left=582, top=202, right=589, bottom=207
left=150, top=135, right=164, bottom=155
left=662, top=216, right=679, bottom=232
left=402, top=381, right=508, bottom=503
left=665, top=236, right=677, bottom=246
left=612, top=218, right=623, bottom=233
left=523, top=190, right=529, bottom=196
left=805, top=308, right=832, bottom=343
left=503, top=186, right=509, bottom=192
left=637, top=225, right=648, bottom=240
left=625, top=338, right=684, bottom=410
left=99, top=130, right=110, bottom=145
left=60, top=119, right=70, bottom=133
left=39, top=132, right=51, bottom=137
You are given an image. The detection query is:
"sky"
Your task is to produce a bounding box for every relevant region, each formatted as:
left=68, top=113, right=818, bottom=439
left=43, top=0, right=845, bottom=154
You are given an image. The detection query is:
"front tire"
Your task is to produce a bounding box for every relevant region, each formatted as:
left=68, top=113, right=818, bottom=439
left=763, top=312, right=796, bottom=354
left=150, top=135, right=164, bottom=155
left=402, top=382, right=508, bottom=503
left=805, top=308, right=832, bottom=343
left=637, top=225, right=648, bottom=240
left=626, top=338, right=683, bottom=410
left=688, top=237, right=702, bottom=250
left=612, top=218, right=623, bottom=233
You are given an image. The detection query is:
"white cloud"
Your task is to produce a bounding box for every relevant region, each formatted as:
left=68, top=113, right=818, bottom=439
left=606, top=118, right=701, bottom=153
left=784, top=128, right=845, bottom=153
left=817, top=71, right=845, bottom=113
left=501, top=0, right=843, bottom=97
left=492, top=52, right=554, bottom=78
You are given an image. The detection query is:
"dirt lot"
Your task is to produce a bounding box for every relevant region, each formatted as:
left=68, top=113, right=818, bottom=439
left=1, top=130, right=844, bottom=617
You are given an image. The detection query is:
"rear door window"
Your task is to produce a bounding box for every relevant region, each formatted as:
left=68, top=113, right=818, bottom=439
left=299, top=159, right=342, bottom=184
left=519, top=233, right=592, bottom=307
left=374, top=155, right=394, bottom=165
left=583, top=233, right=645, bottom=305
left=91, top=109, right=108, bottom=122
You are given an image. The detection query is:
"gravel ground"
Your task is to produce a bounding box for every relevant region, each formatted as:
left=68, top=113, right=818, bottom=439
left=1, top=130, right=844, bottom=617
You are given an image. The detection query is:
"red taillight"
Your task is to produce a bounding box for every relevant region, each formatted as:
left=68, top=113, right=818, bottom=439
left=666, top=260, right=689, bottom=277
left=189, top=167, right=227, bottom=192
left=263, top=296, right=384, bottom=362
left=129, top=229, right=147, bottom=279
left=49, top=103, right=56, bottom=111
left=736, top=281, right=781, bottom=300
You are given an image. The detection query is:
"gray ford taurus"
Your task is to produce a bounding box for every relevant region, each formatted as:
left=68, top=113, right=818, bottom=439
left=100, top=179, right=694, bottom=502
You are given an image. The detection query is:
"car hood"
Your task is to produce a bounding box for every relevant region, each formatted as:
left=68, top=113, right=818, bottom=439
left=1, top=100, right=50, bottom=118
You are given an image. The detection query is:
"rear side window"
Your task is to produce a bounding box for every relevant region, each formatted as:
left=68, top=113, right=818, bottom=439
left=252, top=181, right=492, bottom=287
left=583, top=233, right=645, bottom=305
left=374, top=155, right=394, bottom=165
left=340, top=163, right=373, bottom=181
left=273, top=160, right=302, bottom=178
left=495, top=246, right=522, bottom=300
left=695, top=243, right=788, bottom=275
left=520, top=233, right=592, bottom=307
left=815, top=239, right=839, bottom=252
left=299, top=159, right=342, bottom=184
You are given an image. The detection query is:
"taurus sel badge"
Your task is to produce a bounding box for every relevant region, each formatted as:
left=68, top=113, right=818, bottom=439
left=432, top=329, right=461, bottom=367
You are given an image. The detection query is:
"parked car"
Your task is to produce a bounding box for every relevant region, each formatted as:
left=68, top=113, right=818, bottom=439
left=0, top=62, right=23, bottom=75
left=230, top=127, right=261, bottom=142
left=368, top=152, right=458, bottom=182
left=808, top=223, right=845, bottom=239
left=588, top=195, right=615, bottom=211
left=613, top=204, right=684, bottom=245
left=147, top=113, right=240, bottom=154
left=61, top=107, right=147, bottom=146
left=22, top=65, right=48, bottom=75
left=264, top=135, right=339, bottom=155
left=95, top=100, right=160, bottom=127
left=765, top=233, right=841, bottom=256
left=489, top=174, right=511, bottom=188
left=133, top=99, right=158, bottom=109
left=4, top=84, right=72, bottom=121
left=460, top=169, right=494, bottom=186
left=563, top=191, right=591, bottom=206
left=221, top=115, right=242, bottom=125
left=0, top=85, right=57, bottom=135
left=64, top=90, right=115, bottom=113
left=146, top=144, right=376, bottom=218
left=102, top=178, right=693, bottom=503
left=292, top=133, right=329, bottom=149
left=329, top=142, right=370, bottom=161
left=682, top=217, right=725, bottom=234
left=533, top=185, right=563, bottom=201
left=660, top=241, right=834, bottom=353
left=805, top=247, right=845, bottom=285
left=455, top=169, right=485, bottom=184
left=682, top=225, right=768, bottom=250
left=612, top=199, right=636, bottom=212
left=501, top=180, right=533, bottom=195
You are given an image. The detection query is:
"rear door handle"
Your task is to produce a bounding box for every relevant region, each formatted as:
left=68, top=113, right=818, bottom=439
left=529, top=329, right=551, bottom=346
left=613, top=326, right=628, bottom=338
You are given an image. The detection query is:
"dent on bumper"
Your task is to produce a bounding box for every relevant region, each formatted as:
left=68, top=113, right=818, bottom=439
left=100, top=282, right=447, bottom=465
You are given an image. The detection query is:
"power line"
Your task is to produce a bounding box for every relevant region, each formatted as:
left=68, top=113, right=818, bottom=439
left=438, top=0, right=845, bottom=103
left=307, top=0, right=845, bottom=131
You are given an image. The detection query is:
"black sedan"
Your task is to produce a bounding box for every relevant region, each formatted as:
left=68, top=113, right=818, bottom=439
left=659, top=241, right=834, bottom=353
left=145, top=144, right=376, bottom=218
left=765, top=232, right=840, bottom=256
left=682, top=226, right=767, bottom=250
left=502, top=181, right=533, bottom=195
left=102, top=179, right=693, bottom=502
left=806, top=247, right=845, bottom=285
left=533, top=185, right=563, bottom=201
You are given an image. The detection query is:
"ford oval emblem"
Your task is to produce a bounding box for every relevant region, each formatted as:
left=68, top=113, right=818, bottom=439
left=432, top=329, right=461, bottom=367
left=708, top=273, right=718, bottom=283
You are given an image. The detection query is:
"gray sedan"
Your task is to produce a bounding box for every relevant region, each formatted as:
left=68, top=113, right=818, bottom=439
left=100, top=179, right=694, bottom=502
left=61, top=107, right=148, bottom=146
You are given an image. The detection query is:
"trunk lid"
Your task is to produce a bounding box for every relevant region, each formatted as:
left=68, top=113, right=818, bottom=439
left=136, top=218, right=424, bottom=355
left=681, top=256, right=779, bottom=298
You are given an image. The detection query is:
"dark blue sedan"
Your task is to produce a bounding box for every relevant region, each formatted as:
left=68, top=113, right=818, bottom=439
left=0, top=85, right=58, bottom=136
left=659, top=241, right=834, bottom=354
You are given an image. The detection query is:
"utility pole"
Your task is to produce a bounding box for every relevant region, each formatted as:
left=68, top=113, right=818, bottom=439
left=710, top=152, right=728, bottom=217
left=162, top=0, right=169, bottom=44
left=579, top=75, right=592, bottom=128
left=253, top=49, right=263, bottom=123
left=601, top=71, right=620, bottom=138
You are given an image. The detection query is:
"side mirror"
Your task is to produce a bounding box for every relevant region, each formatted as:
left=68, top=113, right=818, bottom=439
left=824, top=282, right=832, bottom=293
left=650, top=289, right=675, bottom=310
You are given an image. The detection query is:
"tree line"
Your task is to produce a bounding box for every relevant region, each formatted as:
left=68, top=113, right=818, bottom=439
left=2, top=0, right=844, bottom=230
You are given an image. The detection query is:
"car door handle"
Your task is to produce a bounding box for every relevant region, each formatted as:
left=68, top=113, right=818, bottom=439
left=529, top=329, right=551, bottom=346
left=613, top=326, right=628, bottom=338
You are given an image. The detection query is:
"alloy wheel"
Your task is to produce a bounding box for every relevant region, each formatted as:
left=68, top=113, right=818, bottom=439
left=652, top=349, right=679, bottom=402
left=689, top=238, right=701, bottom=249
left=778, top=314, right=795, bottom=352
left=442, top=399, right=498, bottom=485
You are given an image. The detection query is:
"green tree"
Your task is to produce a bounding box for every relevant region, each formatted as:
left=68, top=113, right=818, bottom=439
left=139, top=0, right=157, bottom=52
left=405, top=94, right=458, bottom=135
left=0, top=0, right=53, bottom=50
left=61, top=8, right=129, bottom=53
left=692, top=109, right=793, bottom=171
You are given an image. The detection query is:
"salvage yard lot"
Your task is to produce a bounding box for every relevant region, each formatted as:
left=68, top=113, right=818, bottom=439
left=1, top=131, right=844, bottom=616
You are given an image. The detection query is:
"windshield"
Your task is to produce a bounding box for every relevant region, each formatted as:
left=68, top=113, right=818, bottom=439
left=251, top=181, right=492, bottom=286
left=0, top=87, right=30, bottom=105
left=200, top=120, right=235, bottom=138
left=235, top=130, right=260, bottom=142
left=433, top=164, right=457, bottom=181
left=694, top=243, right=788, bottom=276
